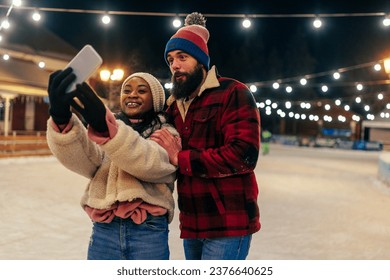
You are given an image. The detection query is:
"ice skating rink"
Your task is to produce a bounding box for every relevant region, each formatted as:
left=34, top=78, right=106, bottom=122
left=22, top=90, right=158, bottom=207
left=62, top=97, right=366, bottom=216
left=1, top=144, right=389, bottom=260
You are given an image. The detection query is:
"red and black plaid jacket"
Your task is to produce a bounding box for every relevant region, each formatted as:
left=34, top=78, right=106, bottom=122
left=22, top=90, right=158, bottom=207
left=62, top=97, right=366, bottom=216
left=166, top=67, right=261, bottom=238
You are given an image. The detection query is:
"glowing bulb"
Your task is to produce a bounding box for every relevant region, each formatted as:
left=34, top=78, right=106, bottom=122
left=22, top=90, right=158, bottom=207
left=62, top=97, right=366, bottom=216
left=313, top=18, right=322, bottom=29
left=1, top=19, right=10, bottom=29
left=250, top=85, right=257, bottom=93
left=12, top=0, right=22, bottom=7
left=242, top=18, right=251, bottom=28
left=374, top=64, right=381, bottom=71
left=32, top=11, right=41, bottom=22
left=333, top=72, right=340, bottom=79
left=99, top=70, right=110, bottom=81
left=38, top=61, right=45, bottom=68
left=300, top=78, right=307, bottom=85
left=111, top=69, right=124, bottom=81
left=102, top=14, right=111, bottom=25
left=172, top=18, right=182, bottom=28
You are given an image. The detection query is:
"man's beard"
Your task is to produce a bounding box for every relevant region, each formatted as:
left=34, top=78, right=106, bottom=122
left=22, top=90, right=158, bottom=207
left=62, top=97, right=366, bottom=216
left=170, top=64, right=204, bottom=100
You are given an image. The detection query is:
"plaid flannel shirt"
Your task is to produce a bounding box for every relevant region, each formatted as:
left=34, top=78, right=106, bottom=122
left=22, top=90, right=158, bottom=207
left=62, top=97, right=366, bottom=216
left=166, top=66, right=261, bottom=238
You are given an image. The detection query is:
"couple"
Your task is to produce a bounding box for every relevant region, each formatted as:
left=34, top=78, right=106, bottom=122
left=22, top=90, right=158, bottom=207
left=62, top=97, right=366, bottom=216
left=46, top=12, right=261, bottom=260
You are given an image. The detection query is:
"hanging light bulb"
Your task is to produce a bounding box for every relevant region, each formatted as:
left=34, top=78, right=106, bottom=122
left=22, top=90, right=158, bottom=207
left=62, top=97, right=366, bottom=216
left=249, top=85, right=257, bottom=93
left=1, top=19, right=10, bottom=29
left=32, top=10, right=41, bottom=22
left=172, top=17, right=182, bottom=28
left=383, top=15, right=390, bottom=27
left=374, top=63, right=381, bottom=71
left=101, top=14, right=111, bottom=25
left=12, top=0, right=22, bottom=7
left=242, top=17, right=251, bottom=29
left=313, top=17, right=322, bottom=29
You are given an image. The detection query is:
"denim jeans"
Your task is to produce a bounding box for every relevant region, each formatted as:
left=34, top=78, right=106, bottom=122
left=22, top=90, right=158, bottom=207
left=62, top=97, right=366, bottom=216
left=183, top=235, right=252, bottom=260
left=87, top=215, right=169, bottom=260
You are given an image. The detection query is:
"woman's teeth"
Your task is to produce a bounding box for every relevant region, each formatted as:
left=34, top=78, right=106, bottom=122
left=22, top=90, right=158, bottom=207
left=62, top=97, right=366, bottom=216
left=126, top=102, right=139, bottom=107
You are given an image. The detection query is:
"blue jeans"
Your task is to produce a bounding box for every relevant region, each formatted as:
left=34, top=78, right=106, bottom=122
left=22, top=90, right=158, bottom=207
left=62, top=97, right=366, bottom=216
left=183, top=235, right=252, bottom=260
left=87, top=215, right=169, bottom=260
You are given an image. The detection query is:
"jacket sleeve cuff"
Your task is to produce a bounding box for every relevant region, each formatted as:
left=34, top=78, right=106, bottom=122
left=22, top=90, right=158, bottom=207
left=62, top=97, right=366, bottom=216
left=50, top=117, right=73, bottom=134
left=87, top=109, right=118, bottom=145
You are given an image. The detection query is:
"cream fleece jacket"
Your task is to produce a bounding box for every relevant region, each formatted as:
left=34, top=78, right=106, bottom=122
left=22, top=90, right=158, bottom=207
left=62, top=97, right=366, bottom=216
left=46, top=113, right=178, bottom=223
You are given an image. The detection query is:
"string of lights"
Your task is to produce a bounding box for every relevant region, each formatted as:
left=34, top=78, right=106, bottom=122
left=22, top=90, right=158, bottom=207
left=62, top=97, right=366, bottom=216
left=1, top=1, right=390, bottom=123
left=0, top=4, right=389, bottom=18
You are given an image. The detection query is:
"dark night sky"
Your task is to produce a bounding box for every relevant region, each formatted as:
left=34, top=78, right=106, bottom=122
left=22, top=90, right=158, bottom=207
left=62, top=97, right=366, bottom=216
left=3, top=0, right=390, bottom=90
left=1, top=0, right=389, bottom=125
left=19, top=0, right=388, bottom=82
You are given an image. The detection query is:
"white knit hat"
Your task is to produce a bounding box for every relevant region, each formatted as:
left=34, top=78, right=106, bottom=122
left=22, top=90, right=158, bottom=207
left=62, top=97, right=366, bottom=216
left=121, top=72, right=165, bottom=112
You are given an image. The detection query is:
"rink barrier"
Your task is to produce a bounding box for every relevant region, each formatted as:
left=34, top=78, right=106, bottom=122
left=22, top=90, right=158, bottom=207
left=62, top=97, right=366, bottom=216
left=378, top=152, right=390, bottom=185
left=0, top=135, right=51, bottom=158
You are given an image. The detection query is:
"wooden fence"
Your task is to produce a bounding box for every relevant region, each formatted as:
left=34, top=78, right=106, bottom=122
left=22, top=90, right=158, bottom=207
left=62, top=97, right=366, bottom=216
left=0, top=134, right=52, bottom=158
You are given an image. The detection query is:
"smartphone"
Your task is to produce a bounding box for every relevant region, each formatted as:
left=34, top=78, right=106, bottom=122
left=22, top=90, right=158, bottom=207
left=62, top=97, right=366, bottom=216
left=65, top=44, right=103, bottom=93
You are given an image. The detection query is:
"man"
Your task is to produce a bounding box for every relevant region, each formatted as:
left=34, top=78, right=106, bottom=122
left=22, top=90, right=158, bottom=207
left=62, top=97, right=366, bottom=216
left=151, top=12, right=261, bottom=260
left=261, top=129, right=272, bottom=155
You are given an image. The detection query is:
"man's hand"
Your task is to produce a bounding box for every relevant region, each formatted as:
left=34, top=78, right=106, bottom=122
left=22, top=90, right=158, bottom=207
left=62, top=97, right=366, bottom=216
left=150, top=128, right=182, bottom=166
left=70, top=82, right=108, bottom=133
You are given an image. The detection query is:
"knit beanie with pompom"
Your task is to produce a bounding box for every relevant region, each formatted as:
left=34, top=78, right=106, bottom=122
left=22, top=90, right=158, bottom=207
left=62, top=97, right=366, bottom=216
left=164, top=12, right=210, bottom=70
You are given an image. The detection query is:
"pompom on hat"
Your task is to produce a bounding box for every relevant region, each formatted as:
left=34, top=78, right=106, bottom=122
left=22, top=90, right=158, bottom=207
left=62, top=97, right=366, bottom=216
left=121, top=72, right=165, bottom=112
left=164, top=12, right=210, bottom=70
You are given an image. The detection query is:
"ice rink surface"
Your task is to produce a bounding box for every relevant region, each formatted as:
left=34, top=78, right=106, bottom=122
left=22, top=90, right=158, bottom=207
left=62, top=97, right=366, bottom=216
left=1, top=144, right=389, bottom=260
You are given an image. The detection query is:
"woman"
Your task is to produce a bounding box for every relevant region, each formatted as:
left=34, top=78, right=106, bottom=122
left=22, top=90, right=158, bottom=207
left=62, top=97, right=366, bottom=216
left=46, top=69, right=180, bottom=260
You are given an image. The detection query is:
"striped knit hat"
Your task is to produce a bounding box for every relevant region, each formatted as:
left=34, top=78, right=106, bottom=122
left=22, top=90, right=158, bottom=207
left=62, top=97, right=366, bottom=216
left=164, top=12, right=210, bottom=70
left=121, top=72, right=165, bottom=112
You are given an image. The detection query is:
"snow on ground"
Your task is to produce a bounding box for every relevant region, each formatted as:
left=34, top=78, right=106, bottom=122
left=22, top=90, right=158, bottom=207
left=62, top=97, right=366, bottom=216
left=0, top=144, right=389, bottom=260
